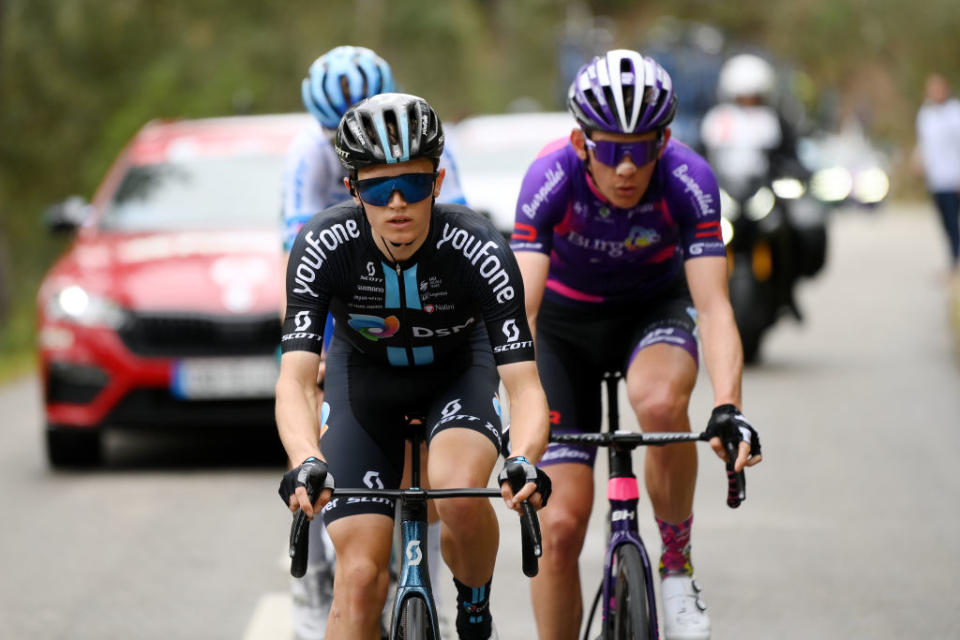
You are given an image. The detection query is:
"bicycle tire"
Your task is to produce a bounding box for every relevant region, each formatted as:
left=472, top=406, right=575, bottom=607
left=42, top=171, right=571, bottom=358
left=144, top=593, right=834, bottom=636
left=611, top=545, right=653, bottom=640
left=395, top=594, right=434, bottom=640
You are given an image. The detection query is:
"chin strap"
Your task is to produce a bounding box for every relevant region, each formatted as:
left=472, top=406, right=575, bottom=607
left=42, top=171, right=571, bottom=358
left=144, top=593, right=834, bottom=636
left=364, top=196, right=436, bottom=262
left=380, top=234, right=401, bottom=262
left=581, top=149, right=597, bottom=184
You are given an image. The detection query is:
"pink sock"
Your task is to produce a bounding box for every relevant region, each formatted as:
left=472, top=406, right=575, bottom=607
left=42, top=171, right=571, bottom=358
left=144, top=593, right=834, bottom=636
left=656, top=514, right=693, bottom=576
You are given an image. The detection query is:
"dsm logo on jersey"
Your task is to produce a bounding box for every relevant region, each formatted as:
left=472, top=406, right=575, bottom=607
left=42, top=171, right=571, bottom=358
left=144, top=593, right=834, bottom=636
left=347, top=314, right=400, bottom=341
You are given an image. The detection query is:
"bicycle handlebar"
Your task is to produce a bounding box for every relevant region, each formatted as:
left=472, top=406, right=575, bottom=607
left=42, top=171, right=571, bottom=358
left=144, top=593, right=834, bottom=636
left=288, top=487, right=542, bottom=578
left=289, top=506, right=311, bottom=579
left=549, top=429, right=747, bottom=509
left=519, top=500, right=542, bottom=577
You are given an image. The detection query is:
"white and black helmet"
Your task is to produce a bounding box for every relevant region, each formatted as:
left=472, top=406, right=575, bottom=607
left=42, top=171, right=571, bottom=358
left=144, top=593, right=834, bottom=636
left=717, top=54, right=777, bottom=102
left=335, top=93, right=445, bottom=172
left=567, top=49, right=678, bottom=134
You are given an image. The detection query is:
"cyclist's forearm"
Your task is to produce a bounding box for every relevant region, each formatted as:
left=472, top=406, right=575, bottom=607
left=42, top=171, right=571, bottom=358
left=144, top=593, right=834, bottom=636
left=526, top=310, right=538, bottom=344
left=507, top=386, right=549, bottom=463
left=275, top=376, right=323, bottom=465
left=698, top=305, right=743, bottom=408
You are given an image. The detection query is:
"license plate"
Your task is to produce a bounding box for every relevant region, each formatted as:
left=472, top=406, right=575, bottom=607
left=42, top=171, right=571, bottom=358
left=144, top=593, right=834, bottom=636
left=171, top=356, right=279, bottom=400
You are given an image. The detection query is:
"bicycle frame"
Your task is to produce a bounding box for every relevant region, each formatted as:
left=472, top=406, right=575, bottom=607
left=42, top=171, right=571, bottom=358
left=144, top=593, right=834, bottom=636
left=289, top=420, right=540, bottom=640
left=551, top=372, right=733, bottom=640
left=601, top=440, right=660, bottom=637
left=335, top=426, right=502, bottom=639
left=600, top=372, right=657, bottom=638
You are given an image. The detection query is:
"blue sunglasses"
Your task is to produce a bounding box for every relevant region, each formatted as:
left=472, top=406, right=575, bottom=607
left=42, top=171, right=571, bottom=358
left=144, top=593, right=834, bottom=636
left=584, top=136, right=663, bottom=167
left=353, top=172, right=437, bottom=206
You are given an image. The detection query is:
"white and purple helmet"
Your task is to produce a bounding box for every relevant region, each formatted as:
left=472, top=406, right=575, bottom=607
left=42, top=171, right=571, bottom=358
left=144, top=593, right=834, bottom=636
left=567, top=49, right=677, bottom=134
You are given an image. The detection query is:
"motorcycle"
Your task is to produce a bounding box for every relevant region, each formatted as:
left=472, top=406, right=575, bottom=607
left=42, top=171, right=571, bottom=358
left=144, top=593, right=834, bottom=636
left=716, top=171, right=828, bottom=363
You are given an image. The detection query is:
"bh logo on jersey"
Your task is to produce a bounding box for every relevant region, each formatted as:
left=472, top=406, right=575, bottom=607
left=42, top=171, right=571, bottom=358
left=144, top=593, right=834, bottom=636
left=624, top=226, right=661, bottom=251
left=347, top=314, right=400, bottom=341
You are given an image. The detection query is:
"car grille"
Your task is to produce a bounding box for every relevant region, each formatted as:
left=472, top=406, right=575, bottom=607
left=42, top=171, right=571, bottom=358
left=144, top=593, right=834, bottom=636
left=105, top=388, right=277, bottom=429
left=118, top=312, right=281, bottom=357
left=46, top=361, right=110, bottom=404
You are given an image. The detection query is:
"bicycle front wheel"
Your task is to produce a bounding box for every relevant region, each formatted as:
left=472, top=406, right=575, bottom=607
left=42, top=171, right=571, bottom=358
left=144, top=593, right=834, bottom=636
left=395, top=594, right=435, bottom=640
left=611, top=545, right=653, bottom=640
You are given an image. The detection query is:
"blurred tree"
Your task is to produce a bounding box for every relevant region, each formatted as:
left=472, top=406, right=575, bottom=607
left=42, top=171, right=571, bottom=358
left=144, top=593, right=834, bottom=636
left=1, top=0, right=959, bottom=364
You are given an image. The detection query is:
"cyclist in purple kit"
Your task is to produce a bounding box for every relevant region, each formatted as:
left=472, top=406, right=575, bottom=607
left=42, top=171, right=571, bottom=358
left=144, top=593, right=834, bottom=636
left=511, top=50, right=764, bottom=640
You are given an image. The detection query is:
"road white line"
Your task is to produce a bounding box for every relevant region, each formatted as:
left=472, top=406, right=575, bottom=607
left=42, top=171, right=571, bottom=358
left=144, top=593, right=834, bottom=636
left=243, top=592, right=293, bottom=640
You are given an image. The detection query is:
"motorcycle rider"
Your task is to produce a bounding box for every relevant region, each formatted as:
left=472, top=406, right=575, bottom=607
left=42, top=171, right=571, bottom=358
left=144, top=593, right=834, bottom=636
left=700, top=53, right=806, bottom=183
left=280, top=45, right=466, bottom=640
left=700, top=53, right=827, bottom=360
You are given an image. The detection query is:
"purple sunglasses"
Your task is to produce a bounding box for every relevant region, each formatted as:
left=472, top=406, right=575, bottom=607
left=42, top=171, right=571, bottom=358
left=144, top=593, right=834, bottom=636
left=584, top=134, right=664, bottom=167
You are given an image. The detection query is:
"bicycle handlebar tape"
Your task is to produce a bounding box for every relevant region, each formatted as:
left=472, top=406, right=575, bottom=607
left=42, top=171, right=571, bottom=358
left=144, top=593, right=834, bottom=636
left=289, top=510, right=310, bottom=578
left=725, top=461, right=746, bottom=509
left=287, top=460, right=324, bottom=578
left=520, top=501, right=542, bottom=578
left=719, top=417, right=747, bottom=508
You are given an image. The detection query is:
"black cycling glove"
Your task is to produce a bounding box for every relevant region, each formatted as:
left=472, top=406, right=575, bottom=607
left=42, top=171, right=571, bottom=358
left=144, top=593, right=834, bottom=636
left=278, top=457, right=336, bottom=506
left=705, top=404, right=762, bottom=458
left=498, top=456, right=552, bottom=507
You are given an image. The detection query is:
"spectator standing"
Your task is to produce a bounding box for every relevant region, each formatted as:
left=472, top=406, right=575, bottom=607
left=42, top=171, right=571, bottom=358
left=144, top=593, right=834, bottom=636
left=916, top=73, right=960, bottom=275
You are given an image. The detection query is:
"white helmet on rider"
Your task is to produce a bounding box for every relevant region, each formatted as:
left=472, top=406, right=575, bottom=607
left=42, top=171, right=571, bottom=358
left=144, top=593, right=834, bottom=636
left=717, top=54, right=777, bottom=103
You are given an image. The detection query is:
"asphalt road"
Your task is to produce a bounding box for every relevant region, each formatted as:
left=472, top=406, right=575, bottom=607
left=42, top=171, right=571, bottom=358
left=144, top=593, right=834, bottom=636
left=1, top=204, right=959, bottom=639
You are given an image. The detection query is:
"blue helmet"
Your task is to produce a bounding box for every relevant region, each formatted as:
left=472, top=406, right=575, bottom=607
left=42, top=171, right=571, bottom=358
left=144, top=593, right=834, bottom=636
left=301, top=46, right=395, bottom=130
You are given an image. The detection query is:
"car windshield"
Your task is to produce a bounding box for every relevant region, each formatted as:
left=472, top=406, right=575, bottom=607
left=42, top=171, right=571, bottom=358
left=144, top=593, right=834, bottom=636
left=455, top=142, right=550, bottom=177
left=451, top=115, right=575, bottom=178
left=100, top=154, right=283, bottom=231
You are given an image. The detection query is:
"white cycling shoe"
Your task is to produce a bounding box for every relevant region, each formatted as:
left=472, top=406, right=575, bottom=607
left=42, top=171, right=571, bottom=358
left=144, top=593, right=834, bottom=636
left=661, top=574, right=710, bottom=640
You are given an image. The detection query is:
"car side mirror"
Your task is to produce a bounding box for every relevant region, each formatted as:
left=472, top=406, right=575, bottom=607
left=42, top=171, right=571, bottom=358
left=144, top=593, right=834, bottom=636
left=44, top=196, right=90, bottom=234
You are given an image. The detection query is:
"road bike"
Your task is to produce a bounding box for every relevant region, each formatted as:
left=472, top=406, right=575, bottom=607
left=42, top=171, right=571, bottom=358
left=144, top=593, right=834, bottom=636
left=552, top=372, right=748, bottom=640
left=288, top=416, right=542, bottom=639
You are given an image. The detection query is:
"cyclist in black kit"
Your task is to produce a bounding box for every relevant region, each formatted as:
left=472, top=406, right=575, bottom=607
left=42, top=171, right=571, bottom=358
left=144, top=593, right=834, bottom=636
left=276, top=93, right=552, bottom=640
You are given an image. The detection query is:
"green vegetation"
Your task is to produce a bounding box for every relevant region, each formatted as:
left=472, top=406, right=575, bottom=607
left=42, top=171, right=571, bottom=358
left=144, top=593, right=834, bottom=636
left=2, top=0, right=959, bottom=367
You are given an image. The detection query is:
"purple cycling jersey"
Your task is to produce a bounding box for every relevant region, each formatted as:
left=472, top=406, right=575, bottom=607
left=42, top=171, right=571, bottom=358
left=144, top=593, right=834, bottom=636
left=511, top=137, right=725, bottom=307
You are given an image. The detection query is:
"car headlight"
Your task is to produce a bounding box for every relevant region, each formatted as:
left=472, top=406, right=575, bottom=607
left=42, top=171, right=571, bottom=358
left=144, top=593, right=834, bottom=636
left=719, top=188, right=740, bottom=221
left=745, top=186, right=775, bottom=221
left=46, top=286, right=127, bottom=329
left=720, top=217, right=734, bottom=246
left=853, top=168, right=889, bottom=204
left=810, top=167, right=853, bottom=203
left=771, top=177, right=805, bottom=200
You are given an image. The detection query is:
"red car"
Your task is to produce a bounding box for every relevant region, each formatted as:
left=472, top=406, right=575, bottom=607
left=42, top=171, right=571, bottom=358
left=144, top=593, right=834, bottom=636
left=37, top=114, right=309, bottom=466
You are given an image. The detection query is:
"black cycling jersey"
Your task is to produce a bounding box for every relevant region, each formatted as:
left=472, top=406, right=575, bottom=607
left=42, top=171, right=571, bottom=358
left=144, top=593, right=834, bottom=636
left=282, top=201, right=535, bottom=367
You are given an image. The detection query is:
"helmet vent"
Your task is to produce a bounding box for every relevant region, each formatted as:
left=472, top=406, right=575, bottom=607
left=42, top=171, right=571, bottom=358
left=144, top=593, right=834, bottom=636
left=584, top=89, right=605, bottom=126
left=382, top=108, right=402, bottom=158
left=354, top=67, right=370, bottom=98
left=621, top=61, right=636, bottom=126
left=359, top=113, right=379, bottom=148
left=600, top=86, right=617, bottom=127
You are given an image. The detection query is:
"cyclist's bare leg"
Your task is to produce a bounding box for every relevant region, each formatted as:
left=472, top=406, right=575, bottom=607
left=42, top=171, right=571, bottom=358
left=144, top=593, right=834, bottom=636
left=325, top=514, right=394, bottom=640
left=529, top=462, right=594, bottom=640
left=625, top=343, right=698, bottom=523
left=427, top=428, right=499, bottom=586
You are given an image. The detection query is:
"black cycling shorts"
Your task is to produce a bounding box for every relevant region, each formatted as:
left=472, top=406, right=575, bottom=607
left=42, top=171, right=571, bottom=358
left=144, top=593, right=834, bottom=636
left=536, top=280, right=699, bottom=469
left=319, top=325, right=504, bottom=525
